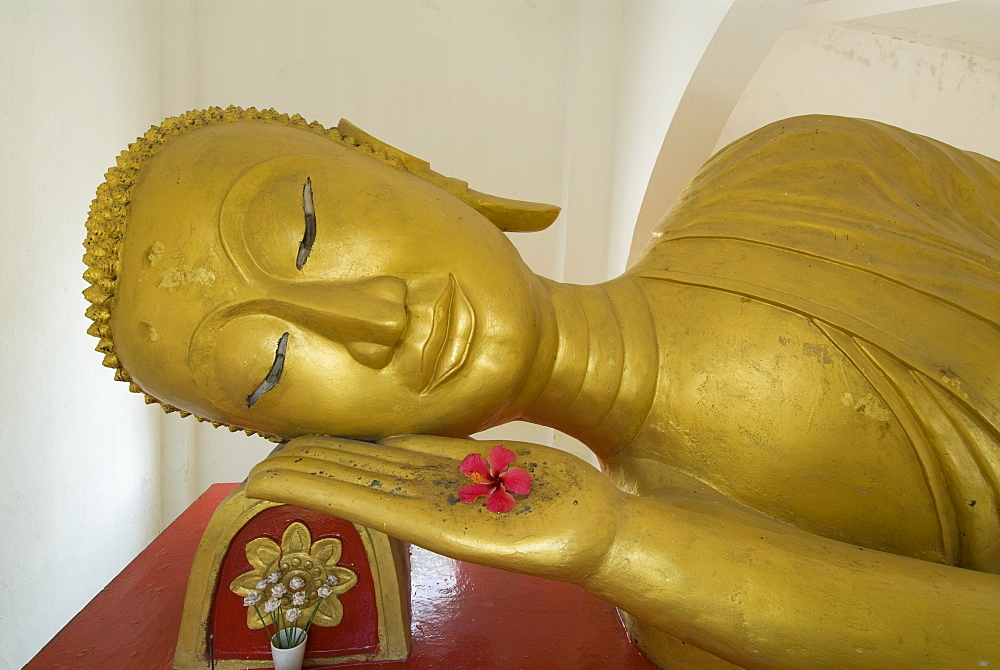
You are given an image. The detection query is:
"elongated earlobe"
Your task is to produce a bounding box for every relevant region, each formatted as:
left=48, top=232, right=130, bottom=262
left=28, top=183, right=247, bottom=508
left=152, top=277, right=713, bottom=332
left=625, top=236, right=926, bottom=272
left=337, top=119, right=560, bottom=232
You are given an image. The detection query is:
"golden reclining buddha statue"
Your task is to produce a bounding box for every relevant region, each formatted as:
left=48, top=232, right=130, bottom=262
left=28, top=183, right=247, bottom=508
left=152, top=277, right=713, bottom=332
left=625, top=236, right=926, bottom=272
left=84, top=107, right=1000, bottom=669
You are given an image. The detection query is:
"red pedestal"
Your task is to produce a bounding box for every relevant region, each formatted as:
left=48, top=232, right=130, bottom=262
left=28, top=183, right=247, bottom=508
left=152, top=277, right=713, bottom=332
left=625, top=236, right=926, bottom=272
left=26, top=484, right=657, bottom=669
left=211, top=507, right=382, bottom=662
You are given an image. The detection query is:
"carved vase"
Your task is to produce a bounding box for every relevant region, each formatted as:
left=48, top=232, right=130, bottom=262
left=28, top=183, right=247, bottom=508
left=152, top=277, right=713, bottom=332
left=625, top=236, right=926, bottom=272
left=270, top=628, right=307, bottom=670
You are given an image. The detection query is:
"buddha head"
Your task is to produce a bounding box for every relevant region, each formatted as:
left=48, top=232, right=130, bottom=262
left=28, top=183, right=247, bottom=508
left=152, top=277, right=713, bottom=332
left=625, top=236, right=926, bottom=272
left=83, top=107, right=560, bottom=441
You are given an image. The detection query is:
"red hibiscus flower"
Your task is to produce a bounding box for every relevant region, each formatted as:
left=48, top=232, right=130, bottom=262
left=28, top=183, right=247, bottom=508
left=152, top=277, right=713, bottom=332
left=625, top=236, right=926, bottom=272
left=458, top=445, right=532, bottom=513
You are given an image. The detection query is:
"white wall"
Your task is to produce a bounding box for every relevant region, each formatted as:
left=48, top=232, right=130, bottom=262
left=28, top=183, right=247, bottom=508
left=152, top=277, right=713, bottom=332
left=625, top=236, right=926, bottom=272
left=719, top=23, right=1000, bottom=160
left=625, top=0, right=808, bottom=264
left=609, top=0, right=736, bottom=273
left=0, top=2, right=167, bottom=667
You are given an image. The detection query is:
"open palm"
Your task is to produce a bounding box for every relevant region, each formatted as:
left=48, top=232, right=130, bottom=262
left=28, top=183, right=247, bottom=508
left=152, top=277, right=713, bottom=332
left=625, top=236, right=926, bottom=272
left=246, top=434, right=621, bottom=583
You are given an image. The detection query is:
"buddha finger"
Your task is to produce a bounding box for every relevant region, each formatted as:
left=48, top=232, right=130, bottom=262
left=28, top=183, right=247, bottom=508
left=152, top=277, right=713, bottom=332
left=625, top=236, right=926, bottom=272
left=280, top=435, right=454, bottom=470
left=253, top=451, right=484, bottom=513
left=246, top=468, right=457, bottom=543
left=255, top=453, right=418, bottom=490
left=267, top=449, right=427, bottom=481
left=293, top=438, right=457, bottom=471
left=380, top=434, right=508, bottom=460
left=269, top=442, right=452, bottom=479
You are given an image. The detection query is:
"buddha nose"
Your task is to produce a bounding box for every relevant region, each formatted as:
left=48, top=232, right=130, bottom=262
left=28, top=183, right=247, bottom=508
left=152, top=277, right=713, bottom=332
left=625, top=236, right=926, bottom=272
left=284, top=275, right=408, bottom=369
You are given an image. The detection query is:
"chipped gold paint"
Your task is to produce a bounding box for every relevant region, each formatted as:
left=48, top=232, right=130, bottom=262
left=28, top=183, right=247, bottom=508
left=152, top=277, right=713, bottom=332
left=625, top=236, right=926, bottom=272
left=158, top=265, right=217, bottom=291
left=146, top=241, right=165, bottom=266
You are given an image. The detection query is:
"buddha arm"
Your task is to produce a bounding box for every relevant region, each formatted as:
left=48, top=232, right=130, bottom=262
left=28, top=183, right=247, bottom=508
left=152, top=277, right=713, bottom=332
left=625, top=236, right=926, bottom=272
left=586, top=492, right=1000, bottom=669
left=247, top=434, right=999, bottom=667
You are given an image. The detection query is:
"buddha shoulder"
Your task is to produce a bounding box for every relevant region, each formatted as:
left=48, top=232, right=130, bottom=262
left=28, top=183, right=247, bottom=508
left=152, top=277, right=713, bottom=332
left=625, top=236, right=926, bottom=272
left=629, top=280, right=945, bottom=561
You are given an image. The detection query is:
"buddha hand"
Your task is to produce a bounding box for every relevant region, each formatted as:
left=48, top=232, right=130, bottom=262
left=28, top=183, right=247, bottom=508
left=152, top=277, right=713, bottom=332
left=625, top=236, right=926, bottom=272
left=246, top=434, right=621, bottom=583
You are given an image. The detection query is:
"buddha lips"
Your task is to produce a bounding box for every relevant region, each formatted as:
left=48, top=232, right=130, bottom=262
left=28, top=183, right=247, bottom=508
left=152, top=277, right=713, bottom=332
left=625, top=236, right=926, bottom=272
left=458, top=445, right=533, bottom=513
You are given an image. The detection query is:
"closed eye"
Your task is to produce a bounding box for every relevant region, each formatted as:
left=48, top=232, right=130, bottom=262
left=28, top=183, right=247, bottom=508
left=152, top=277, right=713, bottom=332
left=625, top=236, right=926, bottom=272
left=246, top=332, right=289, bottom=408
left=296, top=177, right=316, bottom=270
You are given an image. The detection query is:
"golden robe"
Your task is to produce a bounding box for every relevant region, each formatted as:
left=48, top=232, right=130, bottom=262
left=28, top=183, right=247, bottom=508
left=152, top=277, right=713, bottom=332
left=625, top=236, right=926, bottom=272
left=634, top=115, right=1000, bottom=572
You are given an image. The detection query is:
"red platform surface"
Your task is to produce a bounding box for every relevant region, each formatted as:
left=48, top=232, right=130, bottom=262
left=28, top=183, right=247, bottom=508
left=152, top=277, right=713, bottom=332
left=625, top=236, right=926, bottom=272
left=26, top=484, right=657, bottom=669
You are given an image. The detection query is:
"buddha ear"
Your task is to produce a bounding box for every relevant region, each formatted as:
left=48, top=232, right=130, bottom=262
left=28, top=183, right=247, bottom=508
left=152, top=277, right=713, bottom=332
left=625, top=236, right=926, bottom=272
left=337, top=119, right=560, bottom=232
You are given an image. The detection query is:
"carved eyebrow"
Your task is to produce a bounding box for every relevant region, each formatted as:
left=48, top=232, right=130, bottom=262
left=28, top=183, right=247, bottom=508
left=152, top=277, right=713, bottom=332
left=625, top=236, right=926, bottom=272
left=296, top=177, right=316, bottom=270
left=246, top=332, right=289, bottom=409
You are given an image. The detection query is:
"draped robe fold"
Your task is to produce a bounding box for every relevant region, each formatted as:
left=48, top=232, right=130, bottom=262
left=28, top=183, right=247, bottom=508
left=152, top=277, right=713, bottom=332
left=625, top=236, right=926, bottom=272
left=632, top=115, right=1000, bottom=571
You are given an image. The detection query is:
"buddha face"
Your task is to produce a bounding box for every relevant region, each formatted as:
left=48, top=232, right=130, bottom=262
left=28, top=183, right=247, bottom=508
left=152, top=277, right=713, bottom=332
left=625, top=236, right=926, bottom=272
left=111, top=122, right=555, bottom=439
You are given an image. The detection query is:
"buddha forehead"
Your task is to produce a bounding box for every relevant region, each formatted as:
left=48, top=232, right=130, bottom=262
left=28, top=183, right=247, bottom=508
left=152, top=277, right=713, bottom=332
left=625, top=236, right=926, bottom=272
left=121, top=122, right=357, bottom=265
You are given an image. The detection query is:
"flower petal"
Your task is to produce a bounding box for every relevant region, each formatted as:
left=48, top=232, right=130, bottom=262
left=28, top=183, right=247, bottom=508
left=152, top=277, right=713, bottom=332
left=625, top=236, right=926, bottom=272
left=281, top=522, right=312, bottom=555
left=309, top=537, right=343, bottom=567
left=230, top=571, right=266, bottom=595
left=245, top=537, right=280, bottom=572
left=458, top=483, right=494, bottom=504
left=487, top=445, right=517, bottom=477
left=500, top=466, right=532, bottom=496
left=485, top=487, right=516, bottom=513
left=246, top=607, right=264, bottom=630
left=315, top=596, right=344, bottom=627
left=459, top=453, right=491, bottom=482
left=327, top=566, right=358, bottom=595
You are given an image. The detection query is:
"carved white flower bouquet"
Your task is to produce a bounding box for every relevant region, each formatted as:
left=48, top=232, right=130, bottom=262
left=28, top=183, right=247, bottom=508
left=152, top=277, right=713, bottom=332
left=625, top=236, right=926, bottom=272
left=242, top=569, right=340, bottom=650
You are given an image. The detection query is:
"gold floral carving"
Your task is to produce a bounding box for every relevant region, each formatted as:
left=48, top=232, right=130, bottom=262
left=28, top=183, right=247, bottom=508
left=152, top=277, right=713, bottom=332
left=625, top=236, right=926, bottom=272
left=229, top=522, right=358, bottom=629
